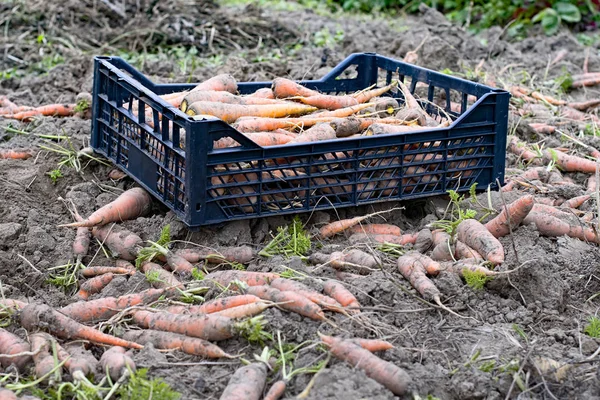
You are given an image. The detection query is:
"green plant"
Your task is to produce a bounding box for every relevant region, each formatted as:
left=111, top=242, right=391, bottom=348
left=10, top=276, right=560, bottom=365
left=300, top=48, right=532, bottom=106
left=47, top=169, right=63, bottom=184
left=462, top=269, right=493, bottom=290
left=135, top=225, right=171, bottom=269
left=40, top=139, right=109, bottom=174
left=313, top=27, right=344, bottom=47
left=235, top=315, right=273, bottom=346
left=584, top=316, right=600, bottom=338
left=478, top=359, right=496, bottom=373
left=259, top=217, right=311, bottom=258
left=430, top=186, right=478, bottom=237
left=46, top=262, right=84, bottom=294
left=191, top=267, right=205, bottom=281
left=512, top=323, right=529, bottom=343
left=117, top=368, right=181, bottom=400
left=532, top=2, right=581, bottom=35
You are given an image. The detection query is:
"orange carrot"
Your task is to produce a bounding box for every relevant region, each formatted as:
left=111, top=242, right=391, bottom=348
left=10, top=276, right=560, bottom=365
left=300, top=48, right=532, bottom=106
left=269, top=278, right=341, bottom=310
left=165, top=294, right=261, bottom=315
left=0, top=389, right=17, bottom=399
left=4, top=104, right=76, bottom=121
left=99, top=346, right=136, bottom=381
left=0, top=298, right=27, bottom=311
left=189, top=74, right=237, bottom=94
left=430, top=232, right=480, bottom=264
left=75, top=273, right=114, bottom=300
left=181, top=90, right=290, bottom=112
left=529, top=123, right=556, bottom=134
left=322, top=280, right=360, bottom=312
left=204, top=270, right=280, bottom=287
left=0, top=96, right=17, bottom=108
left=233, top=116, right=334, bottom=132
left=572, top=72, right=600, bottom=81
left=561, top=194, right=591, bottom=209
left=185, top=101, right=317, bottom=123
left=397, top=251, right=444, bottom=305
left=396, top=80, right=427, bottom=126
left=81, top=266, right=135, bottom=277
left=108, top=169, right=127, bottom=180
left=319, top=333, right=411, bottom=396
left=561, top=106, right=600, bottom=123
left=60, top=288, right=165, bottom=323
left=264, top=380, right=287, bottom=400
left=0, top=149, right=34, bottom=160
left=248, top=88, right=275, bottom=99
left=0, top=106, right=33, bottom=116
left=319, top=334, right=394, bottom=352
left=164, top=252, right=195, bottom=275
left=0, top=328, right=31, bottom=372
left=348, top=232, right=417, bottom=246
left=272, top=78, right=320, bottom=98
left=567, top=99, right=600, bottom=112
left=530, top=91, right=566, bottom=106
left=72, top=211, right=90, bottom=266
left=308, top=250, right=379, bottom=274
left=141, top=262, right=183, bottom=291
left=175, top=246, right=255, bottom=265
left=543, top=148, right=598, bottom=173
left=131, top=310, right=235, bottom=341
left=308, top=103, right=375, bottom=119
left=214, top=131, right=295, bottom=148
left=30, top=332, right=60, bottom=381
left=507, top=136, right=540, bottom=163
left=56, top=342, right=98, bottom=379
left=571, top=77, right=600, bottom=88
left=296, top=81, right=397, bottom=110
left=349, top=223, right=402, bottom=236
left=484, top=195, right=534, bottom=238
left=523, top=212, right=600, bottom=243
left=588, top=176, right=598, bottom=192
left=219, top=362, right=268, bottom=400
left=20, top=303, right=143, bottom=349
left=319, top=210, right=395, bottom=239
left=60, top=187, right=152, bottom=228
left=122, top=329, right=234, bottom=358
left=245, top=285, right=325, bottom=321
left=212, top=301, right=271, bottom=318
left=457, top=219, right=505, bottom=264
left=91, top=224, right=143, bottom=261
left=287, top=123, right=336, bottom=144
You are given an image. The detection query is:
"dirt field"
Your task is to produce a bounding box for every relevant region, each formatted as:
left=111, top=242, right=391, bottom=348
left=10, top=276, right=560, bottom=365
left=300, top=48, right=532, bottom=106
left=2, top=1, right=600, bottom=399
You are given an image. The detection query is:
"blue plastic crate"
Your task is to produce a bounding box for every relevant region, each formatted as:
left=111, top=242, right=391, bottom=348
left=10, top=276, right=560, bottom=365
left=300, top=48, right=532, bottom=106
left=90, top=52, right=510, bottom=228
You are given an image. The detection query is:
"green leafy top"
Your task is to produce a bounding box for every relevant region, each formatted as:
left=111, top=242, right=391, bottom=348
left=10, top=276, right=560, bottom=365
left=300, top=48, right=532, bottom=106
left=135, top=225, right=171, bottom=269
left=259, top=217, right=311, bottom=258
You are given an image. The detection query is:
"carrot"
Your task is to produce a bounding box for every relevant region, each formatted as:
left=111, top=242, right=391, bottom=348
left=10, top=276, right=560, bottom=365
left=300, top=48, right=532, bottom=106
left=264, top=380, right=287, bottom=400
left=0, top=149, right=34, bottom=160
left=91, top=224, right=143, bottom=260
left=75, top=273, right=114, bottom=300
left=81, top=266, right=135, bottom=277
left=561, top=194, right=591, bottom=209
left=363, top=123, right=422, bottom=136
left=0, top=389, right=17, bottom=400
left=456, top=219, right=504, bottom=265
left=507, top=136, right=540, bottom=163
left=57, top=343, right=98, bottom=379
left=212, top=301, right=271, bottom=318
left=308, top=250, right=379, bottom=274
left=528, top=123, right=556, bottom=134
left=190, top=73, right=237, bottom=94
left=329, top=117, right=362, bottom=137
left=396, top=80, right=427, bottom=126
left=523, top=212, right=600, bottom=243
left=348, top=223, right=402, bottom=236
left=296, top=81, right=397, bottom=110
left=131, top=310, right=235, bottom=341
left=245, top=285, right=325, bottom=321
left=319, top=334, right=394, bottom=352
left=319, top=209, right=396, bottom=239
left=322, top=280, right=360, bottom=312
left=430, top=233, right=480, bottom=264
left=414, top=228, right=433, bottom=253
left=567, top=99, right=600, bottom=112
left=308, top=103, right=375, bottom=119
left=269, top=278, right=341, bottom=310
left=272, top=77, right=320, bottom=98
left=588, top=176, right=597, bottom=192
left=0, top=96, right=17, bottom=108
left=397, top=251, right=448, bottom=307
left=4, top=104, right=76, bottom=121
left=141, top=262, right=183, bottom=291
left=348, top=232, right=417, bottom=246
left=561, top=106, right=600, bottom=123
left=441, top=259, right=500, bottom=277
left=72, top=212, right=90, bottom=266
left=0, top=298, right=27, bottom=311
left=484, top=195, right=534, bottom=238
left=20, top=303, right=143, bottom=349
left=287, top=123, right=336, bottom=144
left=543, top=148, right=598, bottom=173
left=181, top=91, right=291, bottom=112
left=215, top=131, right=295, bottom=148
left=175, top=246, right=255, bottom=265
left=531, top=203, right=578, bottom=220
left=571, top=77, right=600, bottom=88
left=319, top=333, right=411, bottom=395
left=572, top=72, right=600, bottom=81
left=185, top=101, right=317, bottom=123
left=122, top=329, right=234, bottom=359
left=99, top=346, right=136, bottom=381
left=30, top=332, right=60, bottom=381
left=165, top=294, right=261, bottom=315
left=60, top=288, right=165, bottom=323
left=530, top=91, right=566, bottom=106
left=163, top=252, right=195, bottom=275
left=0, top=328, right=31, bottom=372
left=219, top=362, right=268, bottom=400
left=204, top=270, right=280, bottom=287
left=248, top=88, right=275, bottom=99
left=60, top=187, right=152, bottom=228
left=108, top=169, right=127, bottom=180
left=0, top=106, right=34, bottom=116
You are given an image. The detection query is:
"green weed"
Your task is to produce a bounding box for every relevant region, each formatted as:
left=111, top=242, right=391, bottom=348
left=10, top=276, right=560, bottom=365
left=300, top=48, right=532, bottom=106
left=462, top=269, right=492, bottom=290
left=259, top=216, right=311, bottom=258
left=584, top=316, right=600, bottom=338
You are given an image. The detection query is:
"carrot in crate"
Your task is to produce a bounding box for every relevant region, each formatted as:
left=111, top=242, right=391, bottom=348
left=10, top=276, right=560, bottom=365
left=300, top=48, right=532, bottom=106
left=181, top=90, right=291, bottom=112
left=287, top=123, right=337, bottom=144
left=248, top=87, right=275, bottom=99
left=189, top=73, right=238, bottom=94
left=295, top=81, right=397, bottom=110
left=185, top=101, right=317, bottom=123
left=272, top=77, right=321, bottom=98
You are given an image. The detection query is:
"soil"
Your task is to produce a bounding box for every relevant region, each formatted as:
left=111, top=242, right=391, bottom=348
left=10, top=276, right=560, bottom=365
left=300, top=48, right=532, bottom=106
left=2, top=1, right=600, bottom=399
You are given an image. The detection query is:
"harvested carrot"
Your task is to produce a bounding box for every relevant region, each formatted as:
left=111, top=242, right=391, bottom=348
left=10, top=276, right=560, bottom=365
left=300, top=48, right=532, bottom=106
left=100, top=346, right=136, bottom=381
left=441, top=260, right=499, bottom=277
left=141, top=262, right=183, bottom=291
left=568, top=99, right=600, bottom=112
left=4, top=104, right=76, bottom=121
left=61, top=187, right=152, bottom=228
left=530, top=91, right=566, bottom=106
left=319, top=333, right=411, bottom=395
left=296, top=81, right=397, bottom=110
left=287, top=123, right=336, bottom=144
left=329, top=117, right=362, bottom=137
left=57, top=343, right=98, bottom=379
left=186, top=101, right=317, bottom=123
left=245, top=285, right=326, bottom=321
left=588, top=176, right=598, bottom=192
left=60, top=288, right=164, bottom=323
left=561, top=106, right=600, bottom=123
left=507, top=136, right=540, bottom=163
left=175, top=246, right=255, bottom=264
left=131, top=310, right=235, bottom=341
left=484, top=195, right=534, bottom=238
left=233, top=116, right=332, bottom=132
left=396, top=80, right=427, bottom=126
left=72, top=211, right=90, bottom=266
left=348, top=223, right=401, bottom=236
left=75, top=273, right=114, bottom=300
left=413, top=228, right=433, bottom=253
left=264, top=380, right=287, bottom=400
left=0, top=298, right=27, bottom=311
left=0, top=328, right=31, bottom=372
left=319, top=334, right=394, bottom=352
left=30, top=332, right=60, bottom=381
left=91, top=224, right=143, bottom=261
left=20, top=303, right=142, bottom=349
left=204, top=270, right=280, bottom=287
left=181, top=91, right=289, bottom=112
left=543, top=148, right=598, bottom=173
left=164, top=252, right=195, bottom=275
left=165, top=294, right=262, bottom=315
left=322, top=280, right=360, bottom=312
left=348, top=232, right=417, bottom=246
left=308, top=250, right=379, bottom=274
left=562, top=194, right=591, bottom=209
left=319, top=210, right=394, bottom=239
left=308, top=103, right=375, bottom=119
left=364, top=123, right=422, bottom=136
left=213, top=301, right=271, bottom=318
left=269, top=278, right=341, bottom=310
left=81, top=266, right=135, bottom=277
left=215, top=131, right=295, bottom=148
left=122, top=329, right=234, bottom=358
left=571, top=77, right=600, bottom=88
left=248, top=88, right=275, bottom=99
left=108, top=169, right=127, bottom=180
left=523, top=212, right=600, bottom=243
left=528, top=123, right=556, bottom=134
left=219, top=362, right=267, bottom=400
left=0, top=106, right=33, bottom=116
left=0, top=96, right=17, bottom=108
left=0, top=149, right=34, bottom=160
left=456, top=219, right=504, bottom=265
left=189, top=74, right=237, bottom=94
left=272, top=77, right=320, bottom=98
left=0, top=389, right=17, bottom=399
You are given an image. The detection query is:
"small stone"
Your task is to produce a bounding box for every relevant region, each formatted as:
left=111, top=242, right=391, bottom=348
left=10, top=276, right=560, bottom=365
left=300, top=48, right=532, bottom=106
left=0, top=223, right=22, bottom=244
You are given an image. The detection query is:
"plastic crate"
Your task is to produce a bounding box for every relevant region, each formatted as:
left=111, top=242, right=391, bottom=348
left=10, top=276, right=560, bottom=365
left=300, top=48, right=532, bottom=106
left=90, top=52, right=510, bottom=228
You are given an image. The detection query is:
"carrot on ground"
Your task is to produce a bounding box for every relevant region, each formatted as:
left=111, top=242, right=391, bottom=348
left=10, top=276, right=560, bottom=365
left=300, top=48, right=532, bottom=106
left=122, top=329, right=234, bottom=358
left=0, top=328, right=31, bottom=372
left=60, top=288, right=165, bottom=323
left=30, top=332, right=60, bottom=382
left=185, top=101, right=317, bottom=123
left=189, top=73, right=237, bottom=94
left=319, top=333, right=411, bottom=396
left=20, top=303, right=142, bottom=349
left=269, top=278, right=341, bottom=310
left=0, top=298, right=27, bottom=312
left=204, top=270, right=280, bottom=287
left=348, top=223, right=401, bottom=236
left=348, top=232, right=417, bottom=246
left=523, top=212, right=600, bottom=243
left=308, top=249, right=380, bottom=274
left=397, top=251, right=450, bottom=311
left=81, top=266, right=135, bottom=277
left=319, top=334, right=394, bottom=352
left=141, top=262, right=184, bottom=291
left=567, top=99, right=600, bottom=112
left=60, top=187, right=152, bottom=228
left=484, top=195, right=534, bottom=238
left=319, top=209, right=396, bottom=239
left=75, top=273, right=114, bottom=300
left=0, top=149, right=34, bottom=160
left=441, top=260, right=500, bottom=277
left=166, top=294, right=262, bottom=315
left=272, top=77, right=321, bottom=98
left=72, top=211, right=90, bottom=266
left=175, top=246, right=255, bottom=265
left=245, top=285, right=326, bottom=321
left=530, top=91, right=566, bottom=106
left=543, top=148, right=598, bottom=173
left=3, top=104, right=76, bottom=121
left=322, top=280, right=360, bottom=313
left=528, top=123, right=556, bottom=134
left=131, top=310, right=235, bottom=341
left=91, top=224, right=143, bottom=261
left=219, top=362, right=268, bottom=400
left=264, top=380, right=287, bottom=400
left=456, top=219, right=504, bottom=265
left=212, top=301, right=272, bottom=319
left=561, top=194, right=591, bottom=209
left=100, top=346, right=136, bottom=381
